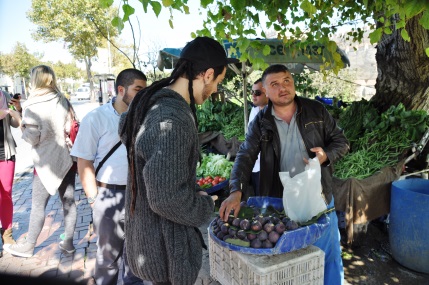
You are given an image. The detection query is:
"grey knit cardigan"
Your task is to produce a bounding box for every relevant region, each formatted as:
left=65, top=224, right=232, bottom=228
left=119, top=89, right=214, bottom=285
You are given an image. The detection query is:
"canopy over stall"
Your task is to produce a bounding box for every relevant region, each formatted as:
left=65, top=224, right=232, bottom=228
left=157, top=39, right=350, bottom=131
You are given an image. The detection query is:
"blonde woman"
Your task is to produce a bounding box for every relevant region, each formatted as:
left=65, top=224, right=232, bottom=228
left=4, top=65, right=77, bottom=258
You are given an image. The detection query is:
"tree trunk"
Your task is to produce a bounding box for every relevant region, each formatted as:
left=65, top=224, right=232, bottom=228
left=372, top=15, right=429, bottom=112
left=83, top=56, right=95, bottom=101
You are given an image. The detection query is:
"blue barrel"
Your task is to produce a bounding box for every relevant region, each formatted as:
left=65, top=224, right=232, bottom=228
left=390, top=178, right=429, bottom=273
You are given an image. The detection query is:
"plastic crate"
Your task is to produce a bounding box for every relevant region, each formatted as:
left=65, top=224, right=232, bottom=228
left=209, top=234, right=325, bottom=285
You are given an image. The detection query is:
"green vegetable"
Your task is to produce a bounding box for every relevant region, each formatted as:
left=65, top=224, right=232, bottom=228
left=196, top=153, right=234, bottom=179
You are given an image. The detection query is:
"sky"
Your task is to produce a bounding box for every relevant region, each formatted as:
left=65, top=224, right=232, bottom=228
left=0, top=0, right=204, bottom=64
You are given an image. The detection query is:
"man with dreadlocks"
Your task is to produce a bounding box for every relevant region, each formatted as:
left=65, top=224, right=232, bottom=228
left=119, top=37, right=238, bottom=285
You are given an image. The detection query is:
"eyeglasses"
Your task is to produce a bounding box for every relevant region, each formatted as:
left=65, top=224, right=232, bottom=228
left=251, top=90, right=263, bottom=96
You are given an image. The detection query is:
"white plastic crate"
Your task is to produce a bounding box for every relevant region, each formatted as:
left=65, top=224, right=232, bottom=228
left=209, top=235, right=325, bottom=285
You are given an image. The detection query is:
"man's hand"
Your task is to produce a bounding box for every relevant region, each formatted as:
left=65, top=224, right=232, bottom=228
left=219, top=191, right=242, bottom=222
left=304, top=147, right=327, bottom=165
left=197, top=191, right=218, bottom=202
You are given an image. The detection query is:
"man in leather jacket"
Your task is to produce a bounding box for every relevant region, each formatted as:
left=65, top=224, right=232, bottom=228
left=220, top=64, right=349, bottom=285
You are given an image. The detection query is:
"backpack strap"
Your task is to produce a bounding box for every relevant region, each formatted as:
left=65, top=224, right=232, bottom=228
left=95, top=141, right=122, bottom=176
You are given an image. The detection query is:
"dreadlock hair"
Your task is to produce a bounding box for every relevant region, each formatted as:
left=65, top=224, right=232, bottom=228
left=121, top=58, right=225, bottom=215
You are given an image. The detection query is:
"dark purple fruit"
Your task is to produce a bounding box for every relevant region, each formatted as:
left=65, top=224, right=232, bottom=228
left=240, top=219, right=251, bottom=230
left=228, top=228, right=237, bottom=237
left=257, top=230, right=268, bottom=241
left=232, top=218, right=241, bottom=227
left=270, top=216, right=281, bottom=224
left=251, top=220, right=262, bottom=232
left=250, top=239, right=262, bottom=248
left=268, top=231, right=280, bottom=244
left=221, top=223, right=230, bottom=234
left=223, top=234, right=232, bottom=241
left=247, top=233, right=257, bottom=241
left=282, top=217, right=291, bottom=224
left=240, top=201, right=247, bottom=207
left=262, top=240, right=273, bottom=248
left=262, top=216, right=271, bottom=225
left=237, top=230, right=247, bottom=240
left=275, top=223, right=286, bottom=234
left=227, top=215, right=235, bottom=224
left=285, top=220, right=299, bottom=231
left=263, top=222, right=275, bottom=233
left=216, top=231, right=226, bottom=240
left=255, top=215, right=265, bottom=224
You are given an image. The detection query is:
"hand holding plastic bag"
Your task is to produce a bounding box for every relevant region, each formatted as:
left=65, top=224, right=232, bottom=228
left=279, top=157, right=327, bottom=223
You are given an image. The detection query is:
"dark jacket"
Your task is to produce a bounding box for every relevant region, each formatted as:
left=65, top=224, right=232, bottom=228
left=230, top=96, right=349, bottom=205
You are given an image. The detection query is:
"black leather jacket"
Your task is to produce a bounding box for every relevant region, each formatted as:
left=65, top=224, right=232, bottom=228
left=230, top=96, right=349, bottom=205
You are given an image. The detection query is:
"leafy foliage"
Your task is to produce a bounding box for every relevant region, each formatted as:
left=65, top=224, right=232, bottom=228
left=0, top=43, right=41, bottom=79
left=196, top=99, right=247, bottom=140
left=100, top=0, right=429, bottom=73
left=29, top=0, right=118, bottom=82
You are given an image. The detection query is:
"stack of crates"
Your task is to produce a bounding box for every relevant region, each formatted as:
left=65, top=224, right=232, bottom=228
left=209, top=235, right=325, bottom=285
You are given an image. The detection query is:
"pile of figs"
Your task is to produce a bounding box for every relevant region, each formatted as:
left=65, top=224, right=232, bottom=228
left=212, top=201, right=300, bottom=249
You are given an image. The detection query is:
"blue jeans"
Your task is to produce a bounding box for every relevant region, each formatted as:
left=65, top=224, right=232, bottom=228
left=313, top=198, right=344, bottom=285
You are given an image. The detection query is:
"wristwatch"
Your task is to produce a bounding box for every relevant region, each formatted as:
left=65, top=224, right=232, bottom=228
left=87, top=194, right=98, bottom=204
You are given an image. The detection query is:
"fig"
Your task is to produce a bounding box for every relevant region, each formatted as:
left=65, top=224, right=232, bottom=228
left=270, top=216, right=281, bottom=224
left=268, top=231, right=280, bottom=244
left=262, top=240, right=273, bottom=248
left=247, top=233, right=257, bottom=241
left=216, top=231, right=226, bottom=240
left=232, top=218, right=241, bottom=227
left=250, top=239, right=262, bottom=248
left=228, top=228, right=237, bottom=237
left=275, top=223, right=286, bottom=234
left=221, top=223, right=230, bottom=234
left=227, top=215, right=235, bottom=224
left=263, top=222, right=275, bottom=233
left=282, top=217, right=291, bottom=224
left=222, top=234, right=232, bottom=241
left=240, top=219, right=251, bottom=230
left=240, top=201, right=247, bottom=207
left=285, top=220, right=299, bottom=231
left=257, top=230, right=268, bottom=241
left=237, top=230, right=247, bottom=240
left=251, top=220, right=262, bottom=232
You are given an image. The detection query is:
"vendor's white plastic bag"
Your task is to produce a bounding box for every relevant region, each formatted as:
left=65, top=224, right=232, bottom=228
left=279, top=157, right=327, bottom=223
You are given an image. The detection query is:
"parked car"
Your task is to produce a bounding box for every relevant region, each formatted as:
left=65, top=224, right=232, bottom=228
left=75, top=87, right=91, bottom=100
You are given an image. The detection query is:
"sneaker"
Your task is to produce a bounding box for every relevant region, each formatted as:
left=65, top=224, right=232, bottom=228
left=3, top=242, right=35, bottom=258
left=59, top=241, right=76, bottom=254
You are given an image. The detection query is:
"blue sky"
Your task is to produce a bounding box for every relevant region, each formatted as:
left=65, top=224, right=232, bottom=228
left=0, top=0, right=203, bottom=63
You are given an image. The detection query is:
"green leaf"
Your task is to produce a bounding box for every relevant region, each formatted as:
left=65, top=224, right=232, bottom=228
left=369, top=27, right=383, bottom=44
left=99, top=0, right=114, bottom=8
left=111, top=16, right=124, bottom=33
left=300, top=0, right=317, bottom=18
left=401, top=28, right=410, bottom=42
left=225, top=238, right=250, bottom=247
left=425, top=47, right=429, bottom=58
left=140, top=0, right=150, bottom=13
left=404, top=1, right=424, bottom=18
left=169, top=19, right=174, bottom=29
left=237, top=206, right=255, bottom=219
left=122, top=4, right=135, bottom=22
left=419, top=11, right=429, bottom=29
left=161, top=0, right=174, bottom=7
left=183, top=5, right=190, bottom=14
left=262, top=44, right=271, bottom=56
left=150, top=1, right=162, bottom=17
left=201, top=0, right=213, bottom=8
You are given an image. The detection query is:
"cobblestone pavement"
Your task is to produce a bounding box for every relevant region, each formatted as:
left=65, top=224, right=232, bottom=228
left=0, top=166, right=219, bottom=285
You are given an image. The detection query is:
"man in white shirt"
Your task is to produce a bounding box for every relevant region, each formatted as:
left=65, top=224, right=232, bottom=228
left=71, top=69, right=147, bottom=285
left=248, top=78, right=268, bottom=196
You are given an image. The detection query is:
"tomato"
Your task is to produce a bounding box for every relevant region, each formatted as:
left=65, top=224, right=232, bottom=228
left=205, top=175, right=212, bottom=180
left=219, top=177, right=226, bottom=182
left=212, top=181, right=218, bottom=186
left=197, top=181, right=204, bottom=187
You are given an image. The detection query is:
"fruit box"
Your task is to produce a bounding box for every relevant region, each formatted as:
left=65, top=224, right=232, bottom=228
left=209, top=234, right=325, bottom=285
left=209, top=197, right=330, bottom=255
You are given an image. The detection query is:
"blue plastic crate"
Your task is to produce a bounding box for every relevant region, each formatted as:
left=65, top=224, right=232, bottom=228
left=209, top=197, right=330, bottom=255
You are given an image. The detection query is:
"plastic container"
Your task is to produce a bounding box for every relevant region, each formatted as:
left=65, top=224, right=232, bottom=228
left=390, top=178, right=429, bottom=274
left=209, top=235, right=325, bottom=285
left=209, top=197, right=330, bottom=255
